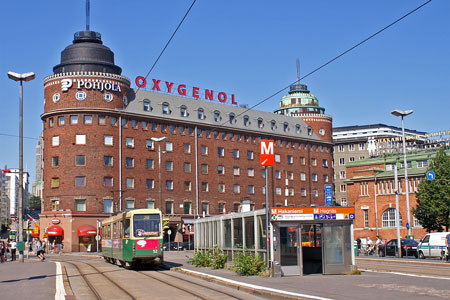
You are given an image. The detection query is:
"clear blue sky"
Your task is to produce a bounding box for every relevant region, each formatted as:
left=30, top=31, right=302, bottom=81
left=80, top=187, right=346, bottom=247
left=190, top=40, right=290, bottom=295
left=1, top=0, right=448, bottom=184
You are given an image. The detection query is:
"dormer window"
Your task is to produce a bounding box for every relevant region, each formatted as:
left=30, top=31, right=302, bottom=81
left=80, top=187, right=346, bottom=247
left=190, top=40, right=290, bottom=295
left=180, top=105, right=188, bottom=117
left=198, top=108, right=205, bottom=120
left=229, top=113, right=235, bottom=124
left=307, top=126, right=313, bottom=136
left=214, top=111, right=221, bottom=122
left=162, top=102, right=170, bottom=115
left=295, top=125, right=301, bottom=134
left=257, top=118, right=264, bottom=129
left=143, top=99, right=150, bottom=111
left=243, top=116, right=249, bottom=126
left=271, top=120, right=276, bottom=130
left=283, top=122, right=289, bottom=132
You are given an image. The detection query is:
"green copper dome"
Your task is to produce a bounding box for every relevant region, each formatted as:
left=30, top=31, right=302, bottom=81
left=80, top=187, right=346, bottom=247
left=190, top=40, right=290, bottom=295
left=274, top=83, right=325, bottom=115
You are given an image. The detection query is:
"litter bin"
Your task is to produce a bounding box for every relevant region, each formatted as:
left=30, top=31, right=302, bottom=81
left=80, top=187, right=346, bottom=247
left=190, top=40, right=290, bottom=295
left=354, top=240, right=358, bottom=257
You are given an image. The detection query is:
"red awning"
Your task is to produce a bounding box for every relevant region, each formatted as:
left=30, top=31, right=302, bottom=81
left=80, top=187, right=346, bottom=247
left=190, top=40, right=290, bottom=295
left=77, top=224, right=97, bottom=236
left=47, top=225, right=64, bottom=236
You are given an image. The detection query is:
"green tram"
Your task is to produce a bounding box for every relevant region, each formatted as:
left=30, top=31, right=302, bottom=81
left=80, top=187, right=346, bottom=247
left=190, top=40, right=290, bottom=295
left=101, top=209, right=163, bottom=267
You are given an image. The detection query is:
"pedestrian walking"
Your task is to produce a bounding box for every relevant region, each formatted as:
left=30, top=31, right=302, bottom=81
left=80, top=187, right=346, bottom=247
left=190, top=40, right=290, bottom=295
left=376, top=236, right=382, bottom=256
left=0, top=242, right=5, bottom=263
left=356, top=238, right=361, bottom=256
left=37, top=239, right=45, bottom=261
left=10, top=240, right=17, bottom=261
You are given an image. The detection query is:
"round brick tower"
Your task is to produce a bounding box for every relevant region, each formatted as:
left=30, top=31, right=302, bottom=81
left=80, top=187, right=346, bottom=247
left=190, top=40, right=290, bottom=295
left=274, top=83, right=332, bottom=143
left=40, top=30, right=130, bottom=251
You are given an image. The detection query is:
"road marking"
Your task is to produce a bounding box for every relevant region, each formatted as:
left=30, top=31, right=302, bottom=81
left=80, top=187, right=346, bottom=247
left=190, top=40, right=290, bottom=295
left=55, top=262, right=66, bottom=300
left=180, top=268, right=335, bottom=300
left=363, top=269, right=450, bottom=281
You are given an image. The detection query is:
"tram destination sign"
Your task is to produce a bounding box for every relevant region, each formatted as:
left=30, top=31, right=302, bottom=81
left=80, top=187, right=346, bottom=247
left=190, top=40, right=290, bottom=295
left=271, top=207, right=355, bottom=222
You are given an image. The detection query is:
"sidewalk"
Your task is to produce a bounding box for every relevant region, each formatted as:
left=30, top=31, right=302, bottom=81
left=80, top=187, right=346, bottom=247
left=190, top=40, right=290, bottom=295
left=0, top=255, right=57, bottom=300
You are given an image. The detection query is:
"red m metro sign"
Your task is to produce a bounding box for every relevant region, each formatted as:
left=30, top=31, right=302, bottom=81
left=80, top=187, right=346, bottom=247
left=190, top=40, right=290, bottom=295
left=260, top=140, right=275, bottom=167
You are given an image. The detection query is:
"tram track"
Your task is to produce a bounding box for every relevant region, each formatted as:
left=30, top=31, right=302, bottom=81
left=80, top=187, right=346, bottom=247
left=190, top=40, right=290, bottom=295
left=64, top=260, right=137, bottom=300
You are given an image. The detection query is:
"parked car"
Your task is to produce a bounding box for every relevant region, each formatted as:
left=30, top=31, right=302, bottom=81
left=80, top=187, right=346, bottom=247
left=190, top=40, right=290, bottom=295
left=418, top=232, right=450, bottom=260
left=378, top=239, right=418, bottom=258
left=163, top=242, right=184, bottom=251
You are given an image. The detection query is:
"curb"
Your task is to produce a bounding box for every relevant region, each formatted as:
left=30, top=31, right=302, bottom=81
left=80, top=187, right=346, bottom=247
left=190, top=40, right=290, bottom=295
left=61, top=263, right=76, bottom=300
left=356, top=257, right=450, bottom=267
left=172, top=267, right=315, bottom=300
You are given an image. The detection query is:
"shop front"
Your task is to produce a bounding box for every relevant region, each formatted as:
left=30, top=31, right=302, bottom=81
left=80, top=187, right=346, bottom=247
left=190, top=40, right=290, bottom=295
left=77, top=224, right=97, bottom=252
left=271, top=207, right=355, bottom=276
left=47, top=225, right=64, bottom=253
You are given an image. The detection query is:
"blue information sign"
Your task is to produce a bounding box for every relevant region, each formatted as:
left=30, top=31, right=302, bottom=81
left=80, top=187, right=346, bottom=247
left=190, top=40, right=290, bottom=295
left=325, top=184, right=333, bottom=205
left=426, top=171, right=435, bottom=180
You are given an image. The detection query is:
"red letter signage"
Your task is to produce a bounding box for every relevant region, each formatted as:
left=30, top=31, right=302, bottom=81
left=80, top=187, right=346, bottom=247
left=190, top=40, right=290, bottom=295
left=260, top=140, right=275, bottom=167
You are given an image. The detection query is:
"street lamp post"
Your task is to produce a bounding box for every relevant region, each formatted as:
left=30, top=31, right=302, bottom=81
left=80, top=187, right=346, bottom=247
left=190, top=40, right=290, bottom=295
left=151, top=137, right=167, bottom=211
left=8, top=71, right=35, bottom=263
left=391, top=109, right=413, bottom=237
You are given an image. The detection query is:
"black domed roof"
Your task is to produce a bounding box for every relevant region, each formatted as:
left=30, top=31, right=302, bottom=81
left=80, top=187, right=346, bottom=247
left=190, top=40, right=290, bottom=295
left=53, top=31, right=122, bottom=75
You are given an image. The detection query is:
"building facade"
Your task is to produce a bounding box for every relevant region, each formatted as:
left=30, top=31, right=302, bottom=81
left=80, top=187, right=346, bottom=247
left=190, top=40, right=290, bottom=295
left=40, top=29, right=334, bottom=251
left=345, top=148, right=450, bottom=241
left=0, top=171, right=9, bottom=226
left=333, top=124, right=426, bottom=206
left=32, top=134, right=44, bottom=201
left=4, top=169, right=29, bottom=217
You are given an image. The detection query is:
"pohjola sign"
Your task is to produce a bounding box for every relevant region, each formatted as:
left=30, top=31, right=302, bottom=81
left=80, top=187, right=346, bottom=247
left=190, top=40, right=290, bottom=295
left=135, top=76, right=238, bottom=106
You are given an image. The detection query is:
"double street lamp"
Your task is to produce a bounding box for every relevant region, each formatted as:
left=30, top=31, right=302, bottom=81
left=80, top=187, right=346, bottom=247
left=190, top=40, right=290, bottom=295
left=8, top=71, right=35, bottom=263
left=391, top=109, right=414, bottom=238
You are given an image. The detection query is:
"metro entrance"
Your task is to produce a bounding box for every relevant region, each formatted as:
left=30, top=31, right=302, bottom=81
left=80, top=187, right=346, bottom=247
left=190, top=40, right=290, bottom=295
left=272, top=207, right=355, bottom=276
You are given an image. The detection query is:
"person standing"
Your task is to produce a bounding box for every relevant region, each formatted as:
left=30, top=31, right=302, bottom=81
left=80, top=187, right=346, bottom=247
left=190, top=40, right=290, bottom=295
left=10, top=240, right=17, bottom=261
left=376, top=236, right=382, bottom=256
left=37, top=239, right=45, bottom=261
left=0, top=242, right=5, bottom=263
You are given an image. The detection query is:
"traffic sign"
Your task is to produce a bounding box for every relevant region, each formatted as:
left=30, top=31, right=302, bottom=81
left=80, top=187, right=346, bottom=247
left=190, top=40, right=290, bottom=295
left=406, top=222, right=410, bottom=230
left=260, top=140, right=275, bottom=167
left=426, top=171, right=435, bottom=180
left=167, top=229, right=172, bottom=235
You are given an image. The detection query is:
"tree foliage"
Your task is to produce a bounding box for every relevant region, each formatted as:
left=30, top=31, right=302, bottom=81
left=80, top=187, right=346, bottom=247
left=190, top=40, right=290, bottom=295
left=28, top=195, right=41, bottom=211
left=413, top=147, right=450, bottom=232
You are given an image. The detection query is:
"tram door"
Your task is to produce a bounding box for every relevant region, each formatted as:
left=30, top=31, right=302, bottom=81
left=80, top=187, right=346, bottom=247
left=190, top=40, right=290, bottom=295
left=279, top=226, right=300, bottom=276
left=300, top=224, right=323, bottom=275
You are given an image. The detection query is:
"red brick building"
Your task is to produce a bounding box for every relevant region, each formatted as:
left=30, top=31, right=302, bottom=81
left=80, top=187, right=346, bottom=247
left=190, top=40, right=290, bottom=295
left=40, top=29, right=334, bottom=251
left=345, top=149, right=450, bottom=242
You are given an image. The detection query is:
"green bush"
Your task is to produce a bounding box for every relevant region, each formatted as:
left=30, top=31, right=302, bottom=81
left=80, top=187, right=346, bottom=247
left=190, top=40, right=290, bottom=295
left=188, top=250, right=212, bottom=267
left=188, top=245, right=228, bottom=269
left=210, top=246, right=228, bottom=269
left=233, top=250, right=266, bottom=276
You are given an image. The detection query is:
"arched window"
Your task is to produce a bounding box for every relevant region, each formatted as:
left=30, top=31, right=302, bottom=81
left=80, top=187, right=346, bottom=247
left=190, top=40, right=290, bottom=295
left=214, top=111, right=221, bottom=122
left=162, top=102, right=170, bottom=115
left=180, top=105, right=188, bottom=117
left=382, top=208, right=402, bottom=228
left=229, top=113, right=235, bottom=124
left=283, top=122, right=289, bottom=132
left=197, top=108, right=205, bottom=120
left=257, top=118, right=264, bottom=129
left=270, top=120, right=276, bottom=130
left=243, top=115, right=249, bottom=126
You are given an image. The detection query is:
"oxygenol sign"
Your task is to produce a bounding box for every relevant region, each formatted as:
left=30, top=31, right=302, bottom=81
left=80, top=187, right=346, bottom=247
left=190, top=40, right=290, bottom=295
left=135, top=76, right=238, bottom=106
left=61, top=78, right=121, bottom=93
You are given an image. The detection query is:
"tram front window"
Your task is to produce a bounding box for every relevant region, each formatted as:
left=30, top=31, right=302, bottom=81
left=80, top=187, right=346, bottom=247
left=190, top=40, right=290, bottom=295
left=133, top=214, right=161, bottom=238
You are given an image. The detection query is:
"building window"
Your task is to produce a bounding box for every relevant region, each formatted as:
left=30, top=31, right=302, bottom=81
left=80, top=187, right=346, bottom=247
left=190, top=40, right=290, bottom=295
left=146, top=179, right=154, bottom=189
left=184, top=202, right=192, bottom=214
left=400, top=161, right=412, bottom=169
left=257, top=118, right=264, bottom=129
left=75, top=199, right=86, bottom=211
left=201, top=182, right=209, bottom=192
left=201, top=145, right=208, bottom=155
left=58, top=116, right=65, bottom=125
left=233, top=203, right=240, bottom=213
left=349, top=157, right=355, bottom=162
left=75, top=155, right=86, bottom=166
left=162, top=102, right=170, bottom=115
left=289, top=188, right=294, bottom=196
left=288, top=171, right=294, bottom=180
left=243, top=116, right=249, bottom=126
left=218, top=147, right=224, bottom=157
left=100, top=156, right=112, bottom=167
left=348, top=144, right=355, bottom=151
left=287, top=155, right=293, bottom=164
left=313, top=189, right=318, bottom=197
left=262, top=186, right=266, bottom=195
left=143, top=100, right=150, bottom=111
left=247, top=151, right=254, bottom=160
left=360, top=182, right=369, bottom=196
left=340, top=184, right=346, bottom=192
left=201, top=164, right=208, bottom=174
left=248, top=185, right=255, bottom=194
left=75, top=176, right=86, bottom=186
left=323, top=175, right=329, bottom=183
left=126, top=137, right=134, bottom=148
left=300, top=157, right=305, bottom=165
left=104, top=199, right=113, bottom=213
left=110, top=117, right=117, bottom=126
left=197, top=108, right=205, bottom=120
left=51, top=178, right=59, bottom=188
left=184, top=162, right=191, bottom=172
left=52, top=156, right=59, bottom=167
left=104, top=177, right=113, bottom=187
left=275, top=170, right=281, bottom=179
left=144, top=140, right=154, bottom=150
left=184, top=143, right=191, bottom=153
left=229, top=113, right=235, bottom=124
left=184, top=181, right=191, bottom=191
left=295, top=125, right=301, bottom=134
left=126, top=157, right=134, bottom=168
left=275, top=154, right=280, bottom=163
left=233, top=149, right=239, bottom=158
left=166, top=201, right=174, bottom=214
left=323, top=159, right=328, bottom=167
left=70, top=115, right=78, bottom=124
left=339, top=171, right=346, bottom=179
left=311, top=158, right=317, bottom=166
left=312, top=174, right=318, bottom=182
left=142, top=121, right=148, bottom=129
left=104, top=135, right=113, bottom=146
left=382, top=208, right=402, bottom=228
left=166, top=180, right=173, bottom=190
left=301, top=188, right=306, bottom=197
left=165, top=161, right=173, bottom=171
left=234, top=184, right=240, bottom=193
left=75, top=134, right=86, bottom=145
left=84, top=115, right=92, bottom=124
left=276, top=187, right=281, bottom=195
left=146, top=201, right=155, bottom=209
left=283, top=122, right=289, bottom=132
left=214, top=111, right=221, bottom=122
left=218, top=203, right=225, bottom=214
left=338, top=145, right=344, bottom=152
left=363, top=209, right=369, bottom=228
left=180, top=105, right=188, bottom=117
left=218, top=183, right=225, bottom=193
left=270, top=120, right=276, bottom=130
left=300, top=173, right=306, bottom=181
left=125, top=200, right=134, bottom=209
left=233, top=167, right=240, bottom=176
left=202, top=203, right=209, bottom=215
left=417, top=160, right=428, bottom=168
left=52, top=136, right=60, bottom=146
left=146, top=159, right=154, bottom=169
left=339, top=158, right=345, bottom=166
left=126, top=178, right=134, bottom=188
left=217, top=165, right=224, bottom=174
left=248, top=168, right=254, bottom=177
left=358, top=143, right=365, bottom=150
